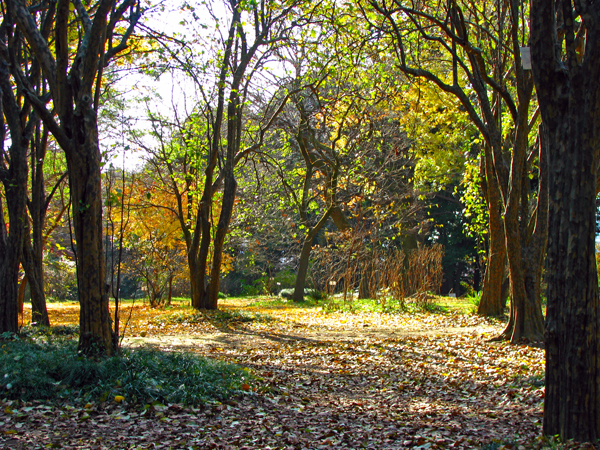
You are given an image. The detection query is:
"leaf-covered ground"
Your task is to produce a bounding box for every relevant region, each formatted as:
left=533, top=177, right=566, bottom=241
left=0, top=298, right=586, bottom=449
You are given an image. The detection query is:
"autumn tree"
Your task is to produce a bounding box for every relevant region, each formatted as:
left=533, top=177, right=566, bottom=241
left=122, top=182, right=188, bottom=307
left=3, top=0, right=141, bottom=355
left=399, top=81, right=482, bottom=296
left=366, top=0, right=546, bottom=342
left=128, top=0, right=309, bottom=310
left=530, top=0, right=600, bottom=441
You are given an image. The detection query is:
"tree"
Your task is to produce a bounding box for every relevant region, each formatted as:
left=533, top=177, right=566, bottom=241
left=400, top=81, right=482, bottom=296
left=21, top=126, right=67, bottom=327
left=129, top=0, right=307, bottom=310
left=530, top=0, right=600, bottom=441
left=366, top=0, right=547, bottom=341
left=0, top=20, right=31, bottom=333
left=4, top=0, right=141, bottom=355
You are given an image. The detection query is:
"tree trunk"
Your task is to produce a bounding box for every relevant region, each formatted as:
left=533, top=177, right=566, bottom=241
left=358, top=259, right=375, bottom=299
left=23, top=125, right=51, bottom=327
left=478, top=154, right=507, bottom=317
left=497, top=100, right=546, bottom=344
left=0, top=66, right=29, bottom=334
left=293, top=232, right=315, bottom=303
left=67, top=111, right=113, bottom=356
left=207, top=171, right=237, bottom=309
left=543, top=109, right=600, bottom=441
left=22, top=238, right=50, bottom=327
left=530, top=0, right=600, bottom=440
left=0, top=183, right=24, bottom=333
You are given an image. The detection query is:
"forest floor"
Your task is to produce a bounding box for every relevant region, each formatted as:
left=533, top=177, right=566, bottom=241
left=0, top=297, right=588, bottom=450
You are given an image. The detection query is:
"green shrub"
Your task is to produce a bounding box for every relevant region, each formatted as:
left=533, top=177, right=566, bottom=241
left=0, top=337, right=248, bottom=405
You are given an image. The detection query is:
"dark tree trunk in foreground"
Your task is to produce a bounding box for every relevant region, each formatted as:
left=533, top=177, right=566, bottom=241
left=531, top=0, right=600, bottom=441
left=68, top=130, right=114, bottom=354
left=0, top=146, right=26, bottom=333
left=0, top=38, right=31, bottom=334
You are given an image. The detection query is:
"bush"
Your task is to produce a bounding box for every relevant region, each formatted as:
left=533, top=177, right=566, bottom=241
left=0, top=337, right=248, bottom=405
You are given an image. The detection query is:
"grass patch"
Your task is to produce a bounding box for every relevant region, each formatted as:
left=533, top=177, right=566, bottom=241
left=0, top=336, right=248, bottom=406
left=432, top=296, right=475, bottom=314
left=320, top=295, right=459, bottom=314
left=322, top=296, right=405, bottom=313
left=247, top=296, right=322, bottom=309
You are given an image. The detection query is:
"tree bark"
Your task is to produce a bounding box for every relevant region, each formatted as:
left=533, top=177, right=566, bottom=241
left=531, top=0, right=600, bottom=440
left=543, top=98, right=600, bottom=441
left=0, top=55, right=29, bottom=334
left=478, top=147, right=507, bottom=317
left=24, top=126, right=51, bottom=327
left=67, top=112, right=114, bottom=355
left=22, top=237, right=50, bottom=326
left=293, top=232, right=316, bottom=303
left=0, top=183, right=25, bottom=334
left=207, top=171, right=237, bottom=309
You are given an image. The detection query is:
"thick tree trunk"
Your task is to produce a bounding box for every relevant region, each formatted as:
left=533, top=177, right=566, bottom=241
left=543, top=113, right=600, bottom=441
left=67, top=111, right=113, bottom=356
left=0, top=71, right=29, bottom=334
left=530, top=0, right=600, bottom=439
left=497, top=118, right=546, bottom=344
left=0, top=180, right=24, bottom=333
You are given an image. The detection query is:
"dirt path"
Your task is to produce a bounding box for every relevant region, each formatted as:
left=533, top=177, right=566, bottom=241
left=100, top=321, right=547, bottom=449
left=122, top=324, right=501, bottom=352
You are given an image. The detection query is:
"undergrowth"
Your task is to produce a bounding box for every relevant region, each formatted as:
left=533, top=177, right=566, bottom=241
left=0, top=335, right=248, bottom=406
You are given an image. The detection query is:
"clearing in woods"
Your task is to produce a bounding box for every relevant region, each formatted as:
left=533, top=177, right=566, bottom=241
left=1, top=297, right=562, bottom=449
